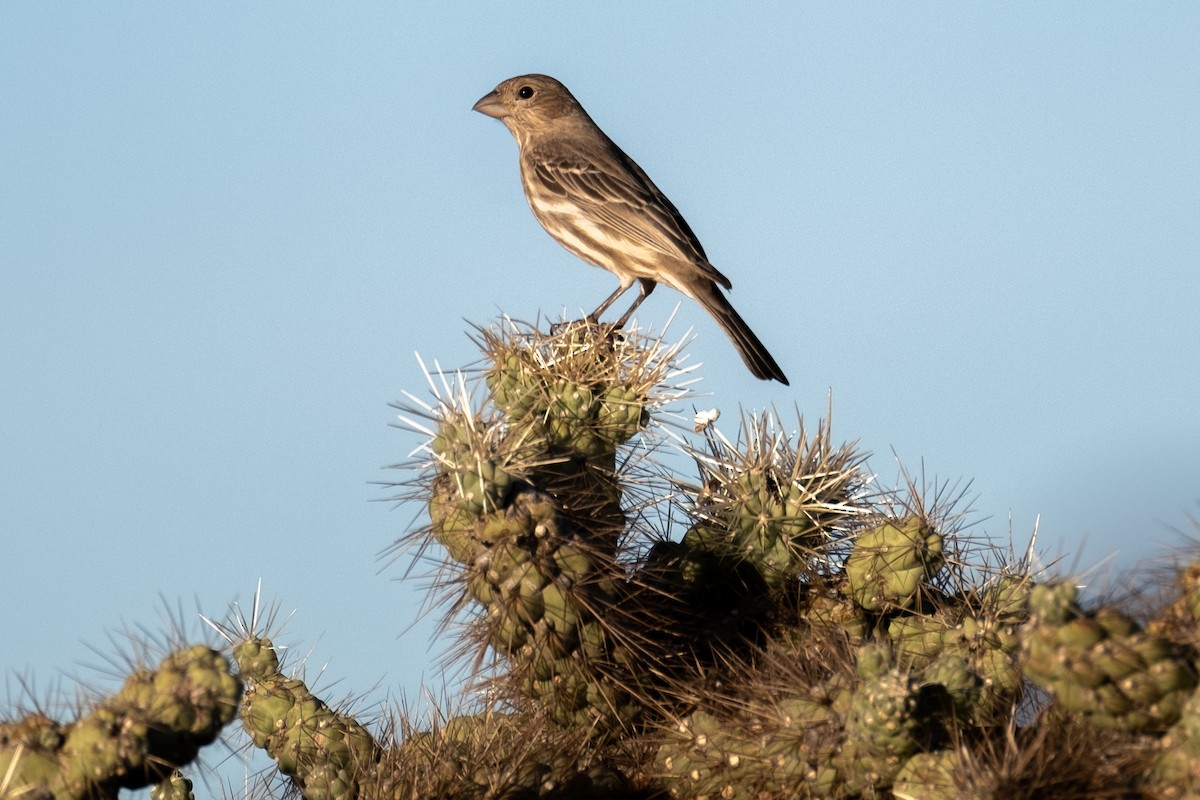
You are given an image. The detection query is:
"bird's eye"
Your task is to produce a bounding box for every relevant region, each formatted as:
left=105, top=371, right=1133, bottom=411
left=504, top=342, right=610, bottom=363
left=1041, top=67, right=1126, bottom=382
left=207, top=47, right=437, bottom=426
left=517, top=86, right=534, bottom=100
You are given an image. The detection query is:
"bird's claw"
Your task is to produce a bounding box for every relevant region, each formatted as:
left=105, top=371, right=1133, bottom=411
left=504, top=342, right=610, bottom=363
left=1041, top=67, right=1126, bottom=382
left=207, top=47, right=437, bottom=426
left=550, top=315, right=605, bottom=333
left=549, top=318, right=588, bottom=334
left=547, top=316, right=625, bottom=345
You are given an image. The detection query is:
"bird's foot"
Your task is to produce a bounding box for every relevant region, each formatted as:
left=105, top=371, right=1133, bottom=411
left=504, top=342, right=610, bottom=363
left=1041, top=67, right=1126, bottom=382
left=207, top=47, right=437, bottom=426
left=547, top=316, right=626, bottom=346
left=585, top=316, right=626, bottom=341
left=549, top=315, right=608, bottom=334
left=549, top=317, right=588, bottom=334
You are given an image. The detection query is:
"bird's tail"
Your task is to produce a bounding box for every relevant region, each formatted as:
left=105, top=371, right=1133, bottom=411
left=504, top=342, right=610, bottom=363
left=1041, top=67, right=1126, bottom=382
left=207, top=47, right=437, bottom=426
left=693, top=283, right=789, bottom=385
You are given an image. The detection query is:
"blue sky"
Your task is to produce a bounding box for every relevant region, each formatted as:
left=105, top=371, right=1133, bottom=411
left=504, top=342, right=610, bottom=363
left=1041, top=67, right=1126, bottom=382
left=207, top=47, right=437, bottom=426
left=2, top=1, right=1198, bottom=778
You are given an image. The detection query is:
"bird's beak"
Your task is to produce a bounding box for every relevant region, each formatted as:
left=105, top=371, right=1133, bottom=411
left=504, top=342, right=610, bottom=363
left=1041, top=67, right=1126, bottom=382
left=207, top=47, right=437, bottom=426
left=472, top=90, right=507, bottom=119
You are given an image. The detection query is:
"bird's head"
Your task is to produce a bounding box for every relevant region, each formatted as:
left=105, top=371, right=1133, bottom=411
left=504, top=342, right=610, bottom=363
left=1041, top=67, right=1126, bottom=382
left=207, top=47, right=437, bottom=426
left=473, top=74, right=587, bottom=144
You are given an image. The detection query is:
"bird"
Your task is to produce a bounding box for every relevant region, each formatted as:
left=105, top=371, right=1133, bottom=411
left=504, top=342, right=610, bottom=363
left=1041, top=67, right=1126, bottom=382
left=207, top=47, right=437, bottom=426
left=472, top=74, right=789, bottom=385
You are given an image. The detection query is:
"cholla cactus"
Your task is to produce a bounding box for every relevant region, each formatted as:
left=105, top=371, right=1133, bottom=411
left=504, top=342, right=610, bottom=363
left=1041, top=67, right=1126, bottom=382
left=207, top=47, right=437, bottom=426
left=1023, top=583, right=1198, bottom=732
left=391, top=321, right=693, bottom=732
left=14, top=318, right=1200, bottom=800
left=887, top=572, right=1031, bottom=725
left=378, top=709, right=631, bottom=799
left=656, top=698, right=841, bottom=800
left=679, top=413, right=868, bottom=590
left=833, top=643, right=925, bottom=793
left=387, top=320, right=1044, bottom=796
left=234, top=636, right=381, bottom=800
left=1148, top=558, right=1200, bottom=651
left=845, top=515, right=944, bottom=612
left=891, top=749, right=963, bottom=800
left=0, top=645, right=240, bottom=800
left=151, top=771, right=196, bottom=800
left=1151, top=676, right=1200, bottom=795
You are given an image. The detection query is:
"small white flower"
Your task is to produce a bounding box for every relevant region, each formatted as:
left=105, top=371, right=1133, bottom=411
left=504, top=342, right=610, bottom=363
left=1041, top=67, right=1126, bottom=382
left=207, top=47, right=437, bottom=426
left=693, top=407, right=720, bottom=432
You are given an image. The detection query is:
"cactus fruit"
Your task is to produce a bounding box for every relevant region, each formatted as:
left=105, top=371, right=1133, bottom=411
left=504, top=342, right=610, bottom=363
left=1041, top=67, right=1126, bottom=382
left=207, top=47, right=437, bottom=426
left=845, top=515, right=944, bottom=612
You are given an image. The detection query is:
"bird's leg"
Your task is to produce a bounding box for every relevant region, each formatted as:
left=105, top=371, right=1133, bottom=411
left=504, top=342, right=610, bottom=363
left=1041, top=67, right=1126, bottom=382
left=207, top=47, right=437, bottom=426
left=552, top=282, right=630, bottom=334
left=586, top=281, right=637, bottom=324
left=611, top=279, right=656, bottom=329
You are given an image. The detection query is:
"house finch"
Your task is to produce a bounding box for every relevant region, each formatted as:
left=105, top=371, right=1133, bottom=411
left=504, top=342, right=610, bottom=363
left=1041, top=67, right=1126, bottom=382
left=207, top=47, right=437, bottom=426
left=473, top=74, right=788, bottom=384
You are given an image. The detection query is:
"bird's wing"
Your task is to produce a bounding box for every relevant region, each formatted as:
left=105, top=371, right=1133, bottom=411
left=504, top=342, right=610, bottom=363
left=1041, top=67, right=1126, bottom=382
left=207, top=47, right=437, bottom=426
left=530, top=141, right=732, bottom=289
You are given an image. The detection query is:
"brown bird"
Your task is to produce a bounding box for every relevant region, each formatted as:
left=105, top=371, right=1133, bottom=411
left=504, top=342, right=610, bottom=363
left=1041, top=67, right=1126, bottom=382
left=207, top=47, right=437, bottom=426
left=472, top=74, right=788, bottom=384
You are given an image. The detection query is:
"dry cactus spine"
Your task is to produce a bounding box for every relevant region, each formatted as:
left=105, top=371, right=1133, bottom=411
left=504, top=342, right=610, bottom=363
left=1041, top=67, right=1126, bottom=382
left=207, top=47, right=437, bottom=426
left=655, top=688, right=843, bottom=800
left=385, top=708, right=634, bottom=800
left=0, top=645, right=240, bottom=800
left=1023, top=582, right=1198, bottom=732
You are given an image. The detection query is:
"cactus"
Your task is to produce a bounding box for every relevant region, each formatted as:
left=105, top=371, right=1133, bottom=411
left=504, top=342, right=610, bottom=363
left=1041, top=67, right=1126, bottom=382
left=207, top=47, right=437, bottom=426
left=1024, top=583, right=1198, bottom=732
left=0, top=646, right=240, bottom=800
left=833, top=642, right=925, bottom=793
left=151, top=771, right=196, bottom=800
left=845, top=515, right=944, bottom=612
left=1149, top=558, right=1200, bottom=652
left=13, top=319, right=1200, bottom=800
left=1150, top=675, right=1200, bottom=795
left=233, top=636, right=381, bottom=799
left=680, top=414, right=867, bottom=590
left=891, top=749, right=962, bottom=800
left=381, top=710, right=632, bottom=800
left=887, top=572, right=1030, bottom=725
left=655, top=687, right=843, bottom=799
